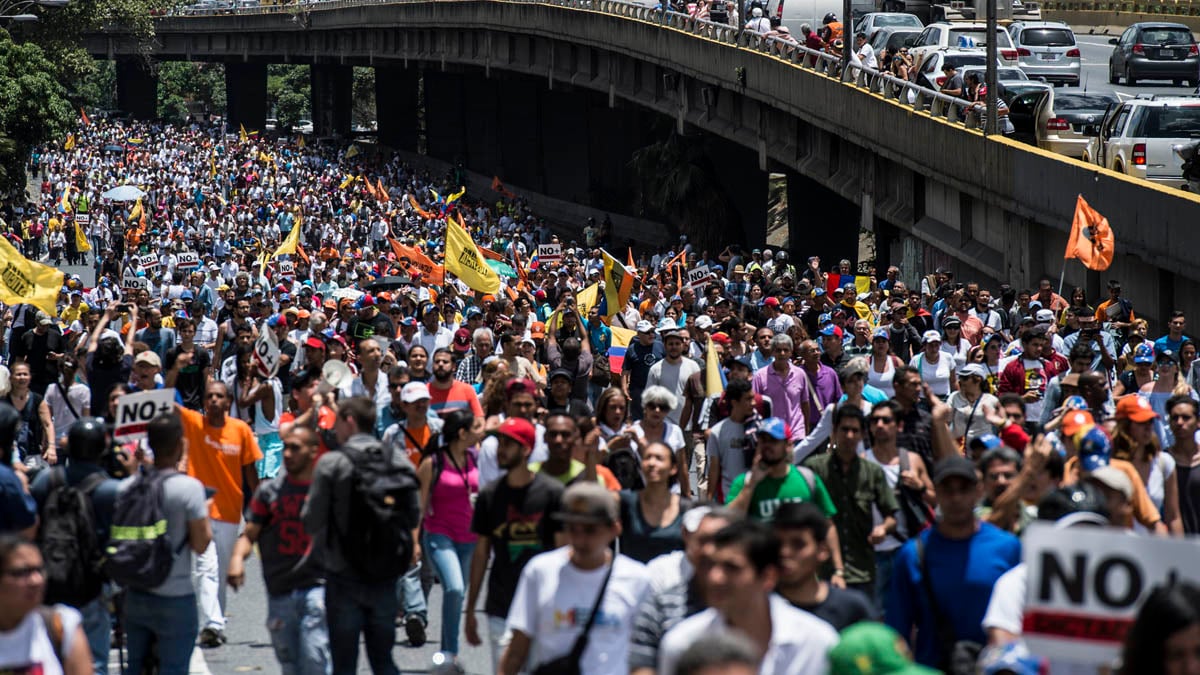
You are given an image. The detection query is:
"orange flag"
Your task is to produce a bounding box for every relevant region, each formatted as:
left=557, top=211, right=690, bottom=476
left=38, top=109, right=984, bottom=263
left=364, top=179, right=380, bottom=201
left=408, top=194, right=436, bottom=221
left=389, top=238, right=445, bottom=286
left=296, top=243, right=310, bottom=266
left=377, top=178, right=390, bottom=202
left=1064, top=195, right=1115, bottom=272
left=490, top=175, right=517, bottom=199
left=80, top=108, right=90, bottom=126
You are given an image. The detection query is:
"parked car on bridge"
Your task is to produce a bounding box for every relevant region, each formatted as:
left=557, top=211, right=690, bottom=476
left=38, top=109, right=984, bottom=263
left=1007, top=20, right=1081, bottom=86
left=911, top=48, right=991, bottom=90
left=867, top=26, right=922, bottom=60
left=1108, top=22, right=1200, bottom=87
left=1083, top=95, right=1200, bottom=189
left=1034, top=89, right=1119, bottom=158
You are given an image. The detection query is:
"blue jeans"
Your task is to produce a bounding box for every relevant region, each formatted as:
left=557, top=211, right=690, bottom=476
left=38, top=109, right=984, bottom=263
left=875, top=548, right=899, bottom=619
left=123, top=591, right=198, bottom=675
left=326, top=575, right=399, bottom=675
left=396, top=562, right=427, bottom=623
left=267, top=586, right=331, bottom=675
left=423, top=532, right=476, bottom=657
left=80, top=595, right=111, bottom=675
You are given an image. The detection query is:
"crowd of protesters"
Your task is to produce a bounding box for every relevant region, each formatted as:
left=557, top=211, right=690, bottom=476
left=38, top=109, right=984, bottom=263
left=0, top=115, right=1199, bottom=675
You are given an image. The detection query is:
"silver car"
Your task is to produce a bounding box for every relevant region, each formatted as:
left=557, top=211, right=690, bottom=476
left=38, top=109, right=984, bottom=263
left=1008, top=21, right=1081, bottom=85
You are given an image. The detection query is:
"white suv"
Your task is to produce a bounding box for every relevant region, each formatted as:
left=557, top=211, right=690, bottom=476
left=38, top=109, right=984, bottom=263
left=909, top=22, right=1019, bottom=65
left=1084, top=95, right=1200, bottom=188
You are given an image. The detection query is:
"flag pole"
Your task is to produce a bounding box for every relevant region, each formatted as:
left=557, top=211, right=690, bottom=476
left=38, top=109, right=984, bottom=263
left=1058, top=260, right=1068, bottom=298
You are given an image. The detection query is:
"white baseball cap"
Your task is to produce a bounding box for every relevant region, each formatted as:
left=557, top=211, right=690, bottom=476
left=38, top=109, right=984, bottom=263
left=400, top=382, right=431, bottom=403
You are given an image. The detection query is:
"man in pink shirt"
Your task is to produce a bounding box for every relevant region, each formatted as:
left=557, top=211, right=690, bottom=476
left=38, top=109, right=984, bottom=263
left=750, top=334, right=808, bottom=443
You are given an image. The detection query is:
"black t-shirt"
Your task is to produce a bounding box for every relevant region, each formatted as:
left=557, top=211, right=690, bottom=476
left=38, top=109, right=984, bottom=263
left=246, top=473, right=323, bottom=596
left=86, top=352, right=132, bottom=413
left=1177, top=463, right=1200, bottom=535
left=618, top=491, right=694, bottom=564
left=349, top=313, right=395, bottom=348
left=277, top=340, right=297, bottom=395
left=165, top=345, right=212, bottom=411
left=624, top=340, right=664, bottom=392
left=469, top=472, right=564, bottom=618
left=790, top=585, right=877, bottom=631
left=21, top=329, right=64, bottom=392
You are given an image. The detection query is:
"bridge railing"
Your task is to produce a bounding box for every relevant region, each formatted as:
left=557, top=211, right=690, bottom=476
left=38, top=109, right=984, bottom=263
left=1040, top=0, right=1200, bottom=15
left=167, top=0, right=978, bottom=130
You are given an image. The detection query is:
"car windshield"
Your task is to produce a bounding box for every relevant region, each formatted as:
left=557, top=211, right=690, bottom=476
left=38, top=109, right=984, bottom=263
left=1020, top=28, right=1075, bottom=46
left=1054, top=94, right=1118, bottom=111
left=1135, top=106, right=1200, bottom=138
left=881, top=30, right=918, bottom=49
left=876, top=14, right=920, bottom=27
left=1138, top=28, right=1194, bottom=45
left=948, top=28, right=1011, bottom=48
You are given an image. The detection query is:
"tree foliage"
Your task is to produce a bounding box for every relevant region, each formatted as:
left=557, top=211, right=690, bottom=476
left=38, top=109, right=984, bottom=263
left=158, top=61, right=225, bottom=122
left=267, top=64, right=310, bottom=129
left=352, top=66, right=374, bottom=129
left=0, top=30, right=73, bottom=194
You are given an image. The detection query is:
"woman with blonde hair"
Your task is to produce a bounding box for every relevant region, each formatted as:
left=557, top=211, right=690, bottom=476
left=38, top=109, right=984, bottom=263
left=1139, top=349, right=1198, bottom=447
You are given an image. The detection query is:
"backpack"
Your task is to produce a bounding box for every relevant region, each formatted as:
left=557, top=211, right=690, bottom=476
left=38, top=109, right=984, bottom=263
left=338, top=435, right=419, bottom=582
left=604, top=447, right=645, bottom=491
left=103, top=468, right=187, bottom=590
left=37, top=468, right=107, bottom=607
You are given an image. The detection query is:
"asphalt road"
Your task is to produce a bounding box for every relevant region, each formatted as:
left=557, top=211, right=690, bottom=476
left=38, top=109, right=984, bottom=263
left=105, top=553, right=497, bottom=675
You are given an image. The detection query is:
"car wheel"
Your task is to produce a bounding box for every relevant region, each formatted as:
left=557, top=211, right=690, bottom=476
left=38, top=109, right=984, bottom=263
left=1114, top=161, right=1125, bottom=174
left=1108, top=64, right=1118, bottom=84
left=1125, top=66, right=1137, bottom=86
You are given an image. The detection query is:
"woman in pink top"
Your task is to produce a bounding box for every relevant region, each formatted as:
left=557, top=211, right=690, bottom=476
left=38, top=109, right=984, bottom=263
left=416, top=408, right=483, bottom=660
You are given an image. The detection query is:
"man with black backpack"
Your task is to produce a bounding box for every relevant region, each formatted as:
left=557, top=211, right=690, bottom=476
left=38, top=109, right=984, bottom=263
left=30, top=418, right=121, bottom=675
left=303, top=396, right=420, bottom=675
left=109, top=412, right=212, bottom=675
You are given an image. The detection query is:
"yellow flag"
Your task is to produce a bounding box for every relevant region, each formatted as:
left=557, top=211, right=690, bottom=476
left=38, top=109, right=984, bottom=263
left=0, top=235, right=64, bottom=315
left=445, top=218, right=500, bottom=294
left=338, top=175, right=356, bottom=190
left=63, top=134, right=75, bottom=151
left=239, top=124, right=248, bottom=142
left=601, top=249, right=633, bottom=318
left=209, top=155, right=217, bottom=179
left=75, top=222, right=91, bottom=252
left=296, top=134, right=306, bottom=149
left=272, top=218, right=301, bottom=258
left=705, top=336, right=724, bottom=397
left=345, top=144, right=359, bottom=159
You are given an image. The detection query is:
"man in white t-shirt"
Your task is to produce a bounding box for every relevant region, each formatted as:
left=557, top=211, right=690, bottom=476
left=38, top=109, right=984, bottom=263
left=854, top=32, right=878, bottom=70
left=646, top=329, right=701, bottom=426
left=658, top=519, right=839, bottom=675
left=500, top=482, right=650, bottom=675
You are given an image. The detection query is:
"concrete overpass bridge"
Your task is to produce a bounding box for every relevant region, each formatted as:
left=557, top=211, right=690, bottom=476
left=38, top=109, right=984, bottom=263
left=86, top=0, right=1200, bottom=324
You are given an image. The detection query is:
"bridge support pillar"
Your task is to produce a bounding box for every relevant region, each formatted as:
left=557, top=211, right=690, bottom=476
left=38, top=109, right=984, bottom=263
left=116, top=59, right=158, bottom=121
left=374, top=66, right=418, bottom=151
left=310, top=64, right=353, bottom=138
left=423, top=69, right=471, bottom=168
left=786, top=171, right=859, bottom=264
left=703, top=137, right=767, bottom=250
left=224, top=62, right=268, bottom=135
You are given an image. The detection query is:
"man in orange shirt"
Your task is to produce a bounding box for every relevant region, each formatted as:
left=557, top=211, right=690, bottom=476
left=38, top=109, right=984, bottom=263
left=181, top=380, right=263, bottom=647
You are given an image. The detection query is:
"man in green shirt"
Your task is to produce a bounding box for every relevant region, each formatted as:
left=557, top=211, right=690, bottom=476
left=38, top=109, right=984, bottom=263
left=726, top=417, right=847, bottom=586
left=804, top=406, right=898, bottom=602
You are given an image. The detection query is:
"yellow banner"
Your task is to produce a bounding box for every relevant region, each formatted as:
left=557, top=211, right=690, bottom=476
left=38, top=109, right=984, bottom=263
left=445, top=219, right=500, bottom=294
left=75, top=223, right=91, bottom=253
left=272, top=218, right=301, bottom=258
left=0, top=235, right=64, bottom=315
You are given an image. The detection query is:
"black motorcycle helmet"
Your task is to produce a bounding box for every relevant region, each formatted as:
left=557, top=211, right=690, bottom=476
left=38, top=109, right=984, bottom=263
left=1037, top=481, right=1111, bottom=526
left=823, top=11, right=837, bottom=23
left=67, top=417, right=110, bottom=462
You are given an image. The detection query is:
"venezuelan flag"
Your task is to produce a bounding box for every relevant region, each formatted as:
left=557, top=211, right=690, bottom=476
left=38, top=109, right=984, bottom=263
left=608, top=326, right=636, bottom=374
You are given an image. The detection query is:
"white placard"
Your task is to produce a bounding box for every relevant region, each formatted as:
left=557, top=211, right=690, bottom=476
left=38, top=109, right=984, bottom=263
left=253, top=322, right=281, bottom=378
left=278, top=260, right=295, bottom=277
left=176, top=251, right=200, bottom=270
left=537, top=243, right=562, bottom=263
left=139, top=254, right=160, bottom=272
left=75, top=213, right=90, bottom=226
left=121, top=266, right=149, bottom=291
left=114, top=389, right=178, bottom=442
left=686, top=264, right=712, bottom=290
left=1023, top=522, right=1200, bottom=665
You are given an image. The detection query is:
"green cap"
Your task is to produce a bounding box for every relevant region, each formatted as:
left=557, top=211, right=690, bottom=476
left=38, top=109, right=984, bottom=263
left=827, top=623, right=941, bottom=675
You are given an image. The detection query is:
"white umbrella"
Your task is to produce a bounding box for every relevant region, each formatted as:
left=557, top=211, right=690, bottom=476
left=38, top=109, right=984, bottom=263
left=332, top=288, right=363, bottom=302
left=102, top=185, right=146, bottom=202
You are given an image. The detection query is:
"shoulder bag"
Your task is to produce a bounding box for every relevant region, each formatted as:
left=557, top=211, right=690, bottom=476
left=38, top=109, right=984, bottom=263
left=531, top=558, right=615, bottom=675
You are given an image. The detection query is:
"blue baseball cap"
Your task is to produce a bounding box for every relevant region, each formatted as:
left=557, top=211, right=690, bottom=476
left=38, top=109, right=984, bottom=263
left=1134, top=343, right=1155, bottom=364
left=1077, top=427, right=1112, bottom=471
left=466, top=306, right=483, bottom=318
left=819, top=325, right=840, bottom=338
left=180, top=289, right=194, bottom=300
left=265, top=314, right=287, bottom=328
left=279, top=293, right=291, bottom=302
left=757, top=417, right=790, bottom=441
left=873, top=328, right=890, bottom=340
left=1063, top=395, right=1088, bottom=411
left=969, top=433, right=1002, bottom=451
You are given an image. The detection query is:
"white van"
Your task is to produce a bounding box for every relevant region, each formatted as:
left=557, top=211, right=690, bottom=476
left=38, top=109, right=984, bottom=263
left=762, top=0, right=874, bottom=32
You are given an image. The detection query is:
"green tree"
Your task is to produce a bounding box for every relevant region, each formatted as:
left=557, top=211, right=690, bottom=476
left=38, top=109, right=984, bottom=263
left=351, top=66, right=374, bottom=130
left=25, top=0, right=170, bottom=106
left=627, top=130, right=739, bottom=252
left=157, top=61, right=225, bottom=122
left=0, top=30, right=73, bottom=194
left=267, top=64, right=310, bottom=129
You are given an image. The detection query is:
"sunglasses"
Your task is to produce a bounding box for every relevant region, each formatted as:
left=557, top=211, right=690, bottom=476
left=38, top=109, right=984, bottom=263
left=646, top=403, right=669, bottom=412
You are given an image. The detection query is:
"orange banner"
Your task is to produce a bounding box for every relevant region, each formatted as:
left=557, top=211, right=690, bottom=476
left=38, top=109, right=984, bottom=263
left=1064, top=195, right=1114, bottom=272
left=389, top=238, right=445, bottom=286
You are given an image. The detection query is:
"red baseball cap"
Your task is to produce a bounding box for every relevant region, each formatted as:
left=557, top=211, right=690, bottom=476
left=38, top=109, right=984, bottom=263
left=763, top=296, right=780, bottom=308
left=492, top=417, right=536, bottom=450
left=453, top=328, right=472, bottom=353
